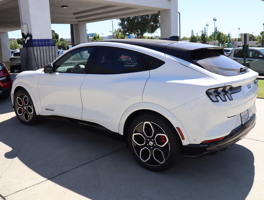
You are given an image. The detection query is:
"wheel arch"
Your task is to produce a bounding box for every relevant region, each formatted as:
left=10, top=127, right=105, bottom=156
left=119, top=103, right=190, bottom=146
left=12, top=85, right=41, bottom=115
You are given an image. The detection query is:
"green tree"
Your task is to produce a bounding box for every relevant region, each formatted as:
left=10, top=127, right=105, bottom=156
left=52, top=30, right=59, bottom=44
left=189, top=35, right=197, bottom=42
left=147, top=13, right=160, bottom=34
left=92, top=33, right=103, bottom=41
left=119, top=13, right=160, bottom=38
left=257, top=35, right=263, bottom=46
left=200, top=33, right=207, bottom=44
left=256, top=31, right=264, bottom=46
left=191, top=29, right=194, bottom=36
left=113, top=28, right=125, bottom=39
left=180, top=36, right=190, bottom=41
left=217, top=32, right=228, bottom=47
left=213, top=27, right=219, bottom=39
left=56, top=38, right=69, bottom=50
left=51, top=30, right=69, bottom=49
left=208, top=35, right=214, bottom=41
left=10, top=40, right=20, bottom=50
left=17, top=38, right=23, bottom=45
left=249, top=34, right=256, bottom=41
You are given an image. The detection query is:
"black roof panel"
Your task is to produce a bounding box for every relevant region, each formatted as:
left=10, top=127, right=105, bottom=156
left=100, top=39, right=223, bottom=64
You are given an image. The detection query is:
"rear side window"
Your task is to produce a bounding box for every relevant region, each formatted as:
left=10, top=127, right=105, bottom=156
left=93, top=47, right=164, bottom=74
left=191, top=49, right=245, bottom=76
left=234, top=50, right=243, bottom=58
left=248, top=50, right=260, bottom=58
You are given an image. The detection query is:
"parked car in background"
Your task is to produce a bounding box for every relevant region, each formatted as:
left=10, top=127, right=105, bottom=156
left=10, top=51, right=21, bottom=73
left=229, top=47, right=264, bottom=74
left=0, top=61, right=12, bottom=99
left=10, top=50, right=17, bottom=57
left=11, top=40, right=258, bottom=171
left=223, top=48, right=232, bottom=56
left=10, top=62, right=22, bottom=73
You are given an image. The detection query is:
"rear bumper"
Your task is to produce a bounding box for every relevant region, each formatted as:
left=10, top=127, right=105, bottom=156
left=183, top=114, right=256, bottom=157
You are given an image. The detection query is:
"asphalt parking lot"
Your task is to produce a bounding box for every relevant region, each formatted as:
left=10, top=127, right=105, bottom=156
left=1, top=93, right=264, bottom=200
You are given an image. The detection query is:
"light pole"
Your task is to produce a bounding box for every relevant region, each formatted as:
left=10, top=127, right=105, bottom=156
left=112, top=20, right=114, bottom=39
left=238, top=28, right=240, bottom=39
left=178, top=12, right=181, bottom=40
left=213, top=18, right=217, bottom=39
left=262, top=24, right=264, bottom=46
left=206, top=24, right=209, bottom=36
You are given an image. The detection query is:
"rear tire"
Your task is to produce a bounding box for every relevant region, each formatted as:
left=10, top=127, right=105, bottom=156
left=127, top=114, right=183, bottom=172
left=14, top=89, right=38, bottom=125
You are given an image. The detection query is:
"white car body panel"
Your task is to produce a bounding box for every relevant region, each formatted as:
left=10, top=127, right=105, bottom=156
left=118, top=102, right=190, bottom=145
left=81, top=71, right=149, bottom=132
left=143, top=59, right=225, bottom=110
left=38, top=73, right=86, bottom=119
left=11, top=71, right=42, bottom=115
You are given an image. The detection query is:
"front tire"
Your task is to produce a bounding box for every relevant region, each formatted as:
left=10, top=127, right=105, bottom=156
left=14, top=89, right=38, bottom=125
left=127, top=114, right=183, bottom=172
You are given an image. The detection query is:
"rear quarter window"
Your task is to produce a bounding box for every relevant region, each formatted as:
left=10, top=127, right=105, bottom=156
left=142, top=54, right=165, bottom=70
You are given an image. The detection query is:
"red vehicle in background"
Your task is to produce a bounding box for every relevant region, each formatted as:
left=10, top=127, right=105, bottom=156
left=0, top=60, right=12, bottom=99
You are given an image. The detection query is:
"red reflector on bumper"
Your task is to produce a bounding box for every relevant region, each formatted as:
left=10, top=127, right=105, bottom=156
left=201, top=137, right=225, bottom=144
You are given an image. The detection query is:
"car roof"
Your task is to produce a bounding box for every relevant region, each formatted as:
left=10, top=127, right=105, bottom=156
left=97, top=39, right=223, bottom=63
left=71, top=39, right=224, bottom=65
left=102, top=39, right=221, bottom=51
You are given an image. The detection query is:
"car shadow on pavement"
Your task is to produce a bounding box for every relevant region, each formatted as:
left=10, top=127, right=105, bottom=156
left=0, top=98, right=255, bottom=200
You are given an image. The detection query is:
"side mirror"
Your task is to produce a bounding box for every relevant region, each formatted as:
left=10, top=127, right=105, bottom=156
left=44, top=64, right=54, bottom=74
left=259, top=54, right=264, bottom=59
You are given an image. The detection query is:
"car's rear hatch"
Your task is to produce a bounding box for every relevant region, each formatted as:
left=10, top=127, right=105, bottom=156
left=165, top=43, right=258, bottom=108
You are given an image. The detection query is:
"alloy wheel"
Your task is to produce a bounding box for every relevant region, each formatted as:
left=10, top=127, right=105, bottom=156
left=131, top=121, right=171, bottom=167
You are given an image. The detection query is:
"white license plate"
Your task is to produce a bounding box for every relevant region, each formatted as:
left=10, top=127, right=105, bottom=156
left=241, top=110, right=249, bottom=124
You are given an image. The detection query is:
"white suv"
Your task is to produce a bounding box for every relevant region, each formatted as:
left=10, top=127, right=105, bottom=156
left=11, top=40, right=258, bottom=171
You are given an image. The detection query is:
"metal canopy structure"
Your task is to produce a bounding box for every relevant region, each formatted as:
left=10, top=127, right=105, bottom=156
left=0, top=0, right=178, bottom=70
left=0, top=0, right=169, bottom=32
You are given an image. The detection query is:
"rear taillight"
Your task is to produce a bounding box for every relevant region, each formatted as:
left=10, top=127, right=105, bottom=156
left=206, top=85, right=241, bottom=102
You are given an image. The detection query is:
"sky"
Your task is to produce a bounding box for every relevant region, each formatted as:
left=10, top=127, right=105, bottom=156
left=8, top=0, right=264, bottom=39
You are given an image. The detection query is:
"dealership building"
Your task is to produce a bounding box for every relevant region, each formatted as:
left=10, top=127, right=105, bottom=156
left=0, top=0, right=179, bottom=70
